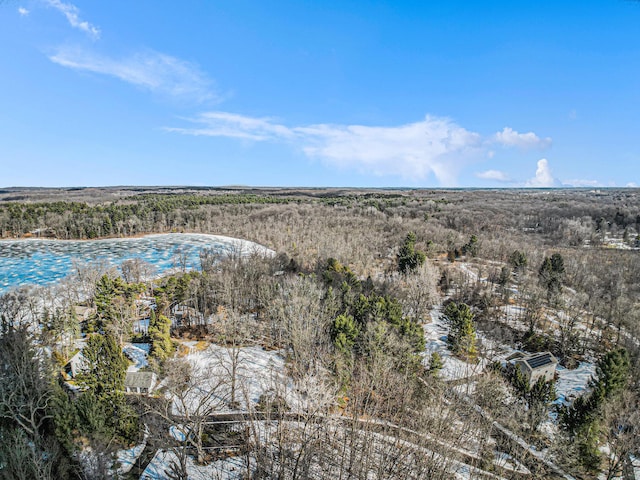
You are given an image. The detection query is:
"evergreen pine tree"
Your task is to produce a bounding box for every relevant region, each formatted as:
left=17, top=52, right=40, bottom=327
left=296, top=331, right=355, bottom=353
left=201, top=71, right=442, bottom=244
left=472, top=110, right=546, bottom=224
left=443, top=302, right=477, bottom=361
left=429, top=351, right=443, bottom=377
left=539, top=253, right=565, bottom=302
left=397, top=232, right=426, bottom=274
left=333, top=314, right=359, bottom=354
left=149, top=311, right=174, bottom=361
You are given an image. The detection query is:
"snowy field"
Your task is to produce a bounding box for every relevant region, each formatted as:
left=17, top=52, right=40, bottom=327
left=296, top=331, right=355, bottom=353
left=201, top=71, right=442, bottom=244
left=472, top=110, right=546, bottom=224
left=185, top=344, right=288, bottom=407
left=170, top=342, right=319, bottom=416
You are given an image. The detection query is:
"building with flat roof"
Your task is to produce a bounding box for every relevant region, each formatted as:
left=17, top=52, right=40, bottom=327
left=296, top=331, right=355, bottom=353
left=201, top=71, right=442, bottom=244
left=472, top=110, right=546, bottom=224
left=512, top=352, right=558, bottom=388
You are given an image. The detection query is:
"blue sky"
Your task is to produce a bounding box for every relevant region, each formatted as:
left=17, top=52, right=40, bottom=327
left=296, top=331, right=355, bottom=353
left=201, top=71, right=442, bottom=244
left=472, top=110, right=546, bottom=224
left=1, top=0, right=639, bottom=188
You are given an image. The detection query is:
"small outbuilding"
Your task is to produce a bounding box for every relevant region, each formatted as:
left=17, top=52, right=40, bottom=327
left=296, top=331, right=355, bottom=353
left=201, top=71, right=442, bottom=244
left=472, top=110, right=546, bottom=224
left=124, top=372, right=158, bottom=395
left=514, top=351, right=558, bottom=388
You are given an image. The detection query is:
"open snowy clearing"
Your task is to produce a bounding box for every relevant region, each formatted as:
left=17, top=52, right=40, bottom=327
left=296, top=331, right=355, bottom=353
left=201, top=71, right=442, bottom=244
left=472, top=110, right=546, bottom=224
left=554, top=361, right=596, bottom=405
left=422, top=305, right=486, bottom=382
left=172, top=342, right=310, bottom=415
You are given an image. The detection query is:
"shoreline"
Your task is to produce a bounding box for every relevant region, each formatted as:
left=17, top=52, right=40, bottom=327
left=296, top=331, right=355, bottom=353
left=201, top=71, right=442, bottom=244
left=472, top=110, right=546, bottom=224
left=0, top=233, right=275, bottom=294
left=1, top=230, right=224, bottom=242
left=0, top=231, right=274, bottom=252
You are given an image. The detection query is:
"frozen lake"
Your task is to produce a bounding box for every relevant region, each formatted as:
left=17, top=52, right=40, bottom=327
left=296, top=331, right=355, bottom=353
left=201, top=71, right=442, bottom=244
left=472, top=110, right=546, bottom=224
left=0, top=233, right=270, bottom=293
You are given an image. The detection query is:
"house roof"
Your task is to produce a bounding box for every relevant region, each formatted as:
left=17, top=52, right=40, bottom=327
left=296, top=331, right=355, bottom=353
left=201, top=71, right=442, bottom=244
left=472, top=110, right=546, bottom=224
left=66, top=351, right=87, bottom=371
left=73, top=306, right=96, bottom=319
left=124, top=371, right=156, bottom=389
left=518, top=352, right=557, bottom=371
left=505, top=352, right=525, bottom=361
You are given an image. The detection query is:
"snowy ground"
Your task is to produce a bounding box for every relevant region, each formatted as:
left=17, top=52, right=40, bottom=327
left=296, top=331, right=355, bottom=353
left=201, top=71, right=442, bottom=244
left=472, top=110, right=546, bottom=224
left=422, top=306, right=486, bottom=381
left=114, top=441, right=146, bottom=476
left=141, top=420, right=515, bottom=480
left=142, top=450, right=246, bottom=480
left=123, top=343, right=151, bottom=372
left=171, top=343, right=309, bottom=415
left=554, top=361, right=595, bottom=405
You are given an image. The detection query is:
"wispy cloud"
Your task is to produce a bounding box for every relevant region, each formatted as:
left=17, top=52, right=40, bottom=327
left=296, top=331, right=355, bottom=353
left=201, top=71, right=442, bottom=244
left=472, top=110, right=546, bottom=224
left=493, top=127, right=551, bottom=149
left=44, top=0, right=100, bottom=39
left=18, top=7, right=30, bottom=16
left=526, top=158, right=557, bottom=187
left=167, top=112, right=293, bottom=140
left=476, top=169, right=510, bottom=182
left=49, top=46, right=216, bottom=103
left=166, top=113, right=496, bottom=185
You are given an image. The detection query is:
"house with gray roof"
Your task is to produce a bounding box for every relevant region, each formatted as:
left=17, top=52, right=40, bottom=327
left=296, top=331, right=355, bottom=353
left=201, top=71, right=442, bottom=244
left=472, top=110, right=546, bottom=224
left=124, top=372, right=157, bottom=395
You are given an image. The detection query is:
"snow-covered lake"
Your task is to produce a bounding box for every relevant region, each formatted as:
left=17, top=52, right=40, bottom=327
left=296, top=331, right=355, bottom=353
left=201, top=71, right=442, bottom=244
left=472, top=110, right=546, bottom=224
left=0, top=233, right=271, bottom=293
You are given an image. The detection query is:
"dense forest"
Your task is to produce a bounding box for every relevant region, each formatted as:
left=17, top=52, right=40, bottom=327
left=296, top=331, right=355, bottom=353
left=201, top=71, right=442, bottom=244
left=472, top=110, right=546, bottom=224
left=0, top=187, right=639, bottom=479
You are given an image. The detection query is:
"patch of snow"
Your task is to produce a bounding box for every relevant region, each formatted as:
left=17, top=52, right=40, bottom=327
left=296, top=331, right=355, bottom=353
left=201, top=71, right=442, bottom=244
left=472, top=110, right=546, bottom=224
left=123, top=343, right=150, bottom=372
left=172, top=343, right=304, bottom=414
left=632, top=455, right=640, bottom=478
left=142, top=450, right=246, bottom=480
left=554, top=361, right=595, bottom=405
left=422, top=306, right=485, bottom=382
left=114, top=441, right=146, bottom=475
left=170, top=425, right=187, bottom=442
left=494, top=451, right=531, bottom=475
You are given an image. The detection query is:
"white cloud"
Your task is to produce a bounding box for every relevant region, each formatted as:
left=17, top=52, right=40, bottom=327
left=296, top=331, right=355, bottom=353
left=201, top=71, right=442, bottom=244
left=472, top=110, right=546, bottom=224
left=167, top=113, right=484, bottom=185
left=493, top=127, right=551, bottom=149
left=626, top=182, right=638, bottom=188
left=476, top=169, right=510, bottom=182
left=167, top=112, right=294, bottom=141
left=297, top=118, right=483, bottom=184
left=18, top=7, right=30, bottom=16
left=526, top=158, right=557, bottom=187
left=49, top=47, right=215, bottom=103
left=44, top=0, right=100, bottom=39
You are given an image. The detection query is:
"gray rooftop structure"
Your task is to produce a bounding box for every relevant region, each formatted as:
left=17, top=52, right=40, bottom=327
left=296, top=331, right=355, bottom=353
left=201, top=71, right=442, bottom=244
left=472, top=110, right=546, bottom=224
left=124, top=371, right=157, bottom=395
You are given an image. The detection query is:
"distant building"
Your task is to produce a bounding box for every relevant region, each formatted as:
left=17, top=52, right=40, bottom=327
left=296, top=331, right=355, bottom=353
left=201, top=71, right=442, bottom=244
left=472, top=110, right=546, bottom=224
left=124, top=372, right=158, bottom=395
left=65, top=351, right=87, bottom=378
left=511, top=351, right=558, bottom=387
left=171, top=303, right=203, bottom=327
left=73, top=305, right=96, bottom=323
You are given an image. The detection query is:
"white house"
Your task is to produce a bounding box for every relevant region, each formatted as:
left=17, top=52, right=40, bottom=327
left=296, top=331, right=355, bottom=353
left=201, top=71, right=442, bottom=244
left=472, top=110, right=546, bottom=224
left=513, top=351, right=558, bottom=388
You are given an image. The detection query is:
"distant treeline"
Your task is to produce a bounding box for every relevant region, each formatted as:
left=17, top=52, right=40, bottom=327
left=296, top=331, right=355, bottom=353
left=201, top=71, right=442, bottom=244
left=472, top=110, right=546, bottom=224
left=0, top=192, right=418, bottom=239
left=0, top=190, right=638, bottom=245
